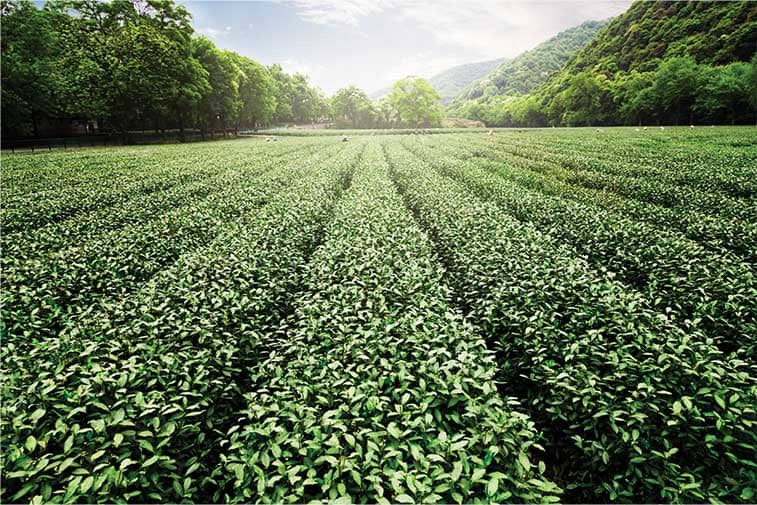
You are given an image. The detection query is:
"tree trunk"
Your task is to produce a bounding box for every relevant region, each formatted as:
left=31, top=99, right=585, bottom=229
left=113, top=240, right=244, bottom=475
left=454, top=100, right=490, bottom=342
left=31, top=111, right=39, bottom=138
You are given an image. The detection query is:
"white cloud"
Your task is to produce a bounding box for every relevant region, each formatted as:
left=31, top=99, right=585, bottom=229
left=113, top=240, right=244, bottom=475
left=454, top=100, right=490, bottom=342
left=196, top=26, right=229, bottom=38
left=286, top=0, right=630, bottom=58
left=285, top=0, right=389, bottom=26
left=281, top=58, right=327, bottom=79
left=381, top=52, right=467, bottom=84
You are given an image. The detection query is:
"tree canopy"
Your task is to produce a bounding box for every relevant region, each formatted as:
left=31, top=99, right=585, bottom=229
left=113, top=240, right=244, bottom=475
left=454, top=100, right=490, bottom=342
left=329, top=79, right=445, bottom=129
left=388, top=77, right=444, bottom=128
left=0, top=0, right=327, bottom=139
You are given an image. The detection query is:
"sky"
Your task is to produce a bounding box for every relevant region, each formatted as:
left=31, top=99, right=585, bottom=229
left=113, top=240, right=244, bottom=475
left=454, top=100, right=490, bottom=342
left=181, top=0, right=633, bottom=95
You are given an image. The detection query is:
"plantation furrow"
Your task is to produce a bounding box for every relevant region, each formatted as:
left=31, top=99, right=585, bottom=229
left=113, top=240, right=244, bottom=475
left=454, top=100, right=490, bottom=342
left=483, top=133, right=757, bottom=201
left=406, top=141, right=756, bottom=357
left=2, top=150, right=180, bottom=197
left=417, top=137, right=756, bottom=261
left=0, top=142, right=364, bottom=504
left=1, top=140, right=308, bottom=198
left=1, top=141, right=316, bottom=233
left=384, top=141, right=757, bottom=504
left=217, top=142, right=560, bottom=504
left=1, top=142, right=321, bottom=261
left=0, top=144, right=342, bottom=347
left=459, top=135, right=755, bottom=221
left=2, top=170, right=204, bottom=234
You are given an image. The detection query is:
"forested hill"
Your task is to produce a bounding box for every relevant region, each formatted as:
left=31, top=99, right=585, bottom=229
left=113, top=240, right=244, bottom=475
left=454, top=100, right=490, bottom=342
left=451, top=0, right=757, bottom=127
left=560, top=1, right=757, bottom=76
left=454, top=20, right=608, bottom=102
left=370, top=57, right=506, bottom=104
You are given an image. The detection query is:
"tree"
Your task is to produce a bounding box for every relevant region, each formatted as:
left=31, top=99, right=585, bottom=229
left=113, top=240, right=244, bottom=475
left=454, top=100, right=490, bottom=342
left=268, top=64, right=294, bottom=123
left=747, top=53, right=757, bottom=126
left=330, top=86, right=374, bottom=128
left=1, top=0, right=62, bottom=136
left=229, top=53, right=276, bottom=130
left=557, top=72, right=613, bottom=126
left=192, top=38, right=241, bottom=137
left=47, top=0, right=199, bottom=140
left=694, top=62, right=752, bottom=124
left=1, top=0, right=305, bottom=140
left=613, top=70, right=655, bottom=124
left=649, top=56, right=700, bottom=125
left=375, top=99, right=398, bottom=128
left=388, top=77, right=444, bottom=127
left=290, top=73, right=317, bottom=123
left=166, top=54, right=210, bottom=140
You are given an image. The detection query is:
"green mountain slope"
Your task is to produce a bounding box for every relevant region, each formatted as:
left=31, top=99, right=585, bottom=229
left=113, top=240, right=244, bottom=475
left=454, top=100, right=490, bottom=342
left=533, top=0, right=757, bottom=126
left=429, top=57, right=507, bottom=104
left=453, top=1, right=756, bottom=127
left=561, top=0, right=756, bottom=76
left=370, top=57, right=505, bottom=104
left=455, top=20, right=608, bottom=102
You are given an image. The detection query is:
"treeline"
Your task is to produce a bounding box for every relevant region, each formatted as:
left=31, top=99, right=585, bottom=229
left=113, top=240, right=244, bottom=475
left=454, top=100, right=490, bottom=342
left=1, top=0, right=328, bottom=139
left=1, top=0, right=448, bottom=139
left=330, top=79, right=443, bottom=129
left=450, top=1, right=757, bottom=127
left=451, top=56, right=757, bottom=127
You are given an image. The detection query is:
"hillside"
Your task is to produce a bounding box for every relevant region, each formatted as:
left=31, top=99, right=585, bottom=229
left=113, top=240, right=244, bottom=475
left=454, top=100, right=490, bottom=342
left=533, top=0, right=757, bottom=126
left=453, top=1, right=757, bottom=127
left=454, top=20, right=608, bottom=102
left=560, top=1, right=757, bottom=76
left=370, top=57, right=505, bottom=104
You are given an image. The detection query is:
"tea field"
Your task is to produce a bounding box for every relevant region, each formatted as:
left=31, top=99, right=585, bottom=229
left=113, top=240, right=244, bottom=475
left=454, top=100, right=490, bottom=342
left=2, top=127, right=756, bottom=504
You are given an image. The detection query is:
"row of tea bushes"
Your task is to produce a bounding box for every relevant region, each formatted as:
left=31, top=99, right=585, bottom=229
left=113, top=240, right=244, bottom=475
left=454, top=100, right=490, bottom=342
left=218, top=143, right=560, bottom=503
left=386, top=141, right=757, bottom=503
left=405, top=139, right=756, bottom=358
left=431, top=135, right=756, bottom=260
left=1, top=143, right=363, bottom=503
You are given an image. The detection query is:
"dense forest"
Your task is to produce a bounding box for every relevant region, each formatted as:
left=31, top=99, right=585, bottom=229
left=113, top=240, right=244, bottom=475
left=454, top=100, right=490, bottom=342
left=0, top=0, right=333, bottom=139
left=451, top=1, right=757, bottom=127
left=1, top=0, right=445, bottom=140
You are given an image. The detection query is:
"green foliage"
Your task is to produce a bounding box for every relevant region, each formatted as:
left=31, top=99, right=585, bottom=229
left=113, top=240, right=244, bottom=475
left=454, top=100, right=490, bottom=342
left=452, top=1, right=757, bottom=126
left=216, top=143, right=559, bottom=503
left=2, top=127, right=756, bottom=503
left=0, top=0, right=324, bottom=138
left=0, top=0, right=62, bottom=136
left=385, top=130, right=757, bottom=503
left=388, top=77, right=445, bottom=128
left=1, top=137, right=361, bottom=503
left=268, top=64, right=328, bottom=124
left=330, top=86, right=377, bottom=128
left=330, top=78, right=446, bottom=129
